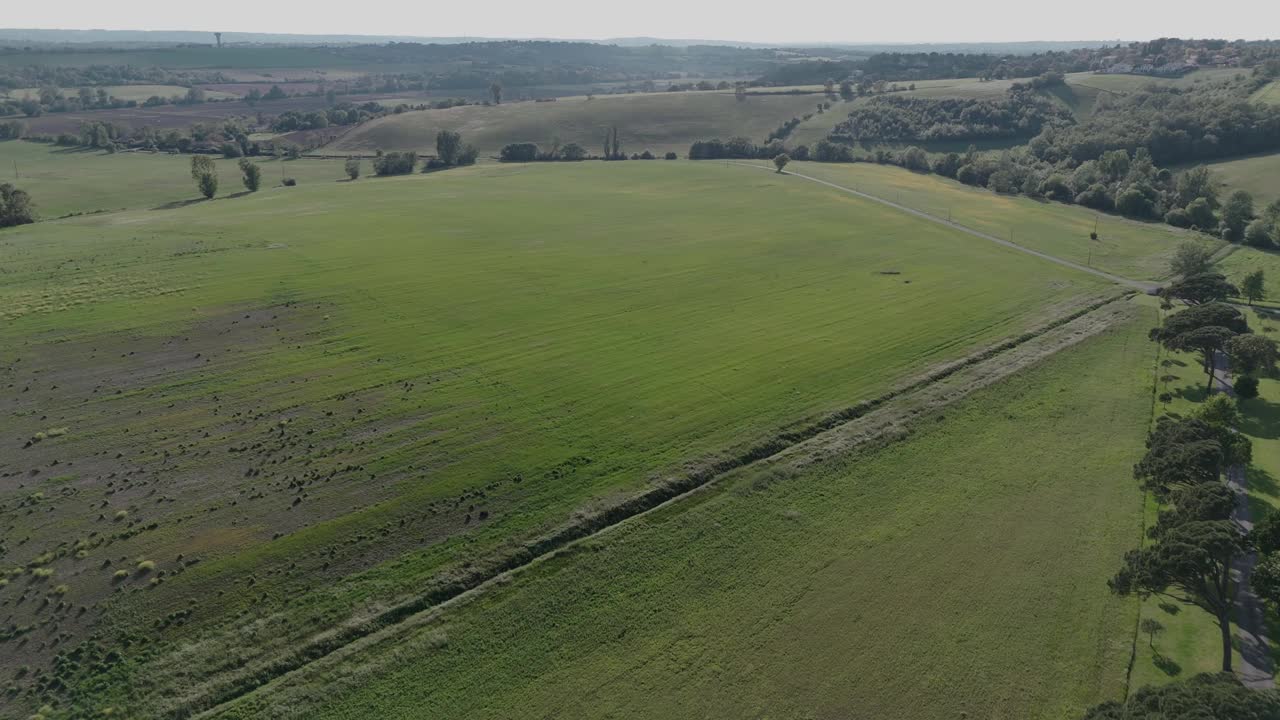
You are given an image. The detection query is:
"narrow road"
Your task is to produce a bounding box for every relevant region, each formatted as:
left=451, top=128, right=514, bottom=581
left=731, top=162, right=1163, bottom=293
left=1213, top=349, right=1275, bottom=689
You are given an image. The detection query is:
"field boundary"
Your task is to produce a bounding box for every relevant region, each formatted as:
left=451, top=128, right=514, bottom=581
left=731, top=161, right=1163, bottom=292
left=174, top=292, right=1133, bottom=720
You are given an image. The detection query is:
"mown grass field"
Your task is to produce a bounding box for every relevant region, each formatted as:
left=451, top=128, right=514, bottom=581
left=755, top=160, right=1210, bottom=281
left=0, top=140, right=350, bottom=217
left=210, top=297, right=1156, bottom=720
left=0, top=160, right=1121, bottom=716
left=328, top=90, right=821, bottom=156
left=1219, top=245, right=1280, bottom=301
left=1254, top=79, right=1280, bottom=105
left=1199, top=151, right=1280, bottom=208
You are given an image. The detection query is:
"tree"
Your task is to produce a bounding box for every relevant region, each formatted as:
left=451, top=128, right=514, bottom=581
left=1175, top=166, right=1218, bottom=208
left=345, top=156, right=361, bottom=180
left=1169, top=241, right=1213, bottom=278
left=238, top=158, right=261, bottom=192
left=1132, top=417, right=1226, bottom=495
left=1161, top=273, right=1238, bottom=306
left=1179, top=326, right=1238, bottom=391
left=1227, top=334, right=1278, bottom=375
left=0, top=183, right=36, bottom=228
left=499, top=143, right=538, bottom=163
left=198, top=172, right=218, bottom=200
left=1082, top=673, right=1280, bottom=719
left=1221, top=190, right=1254, bottom=241
left=1185, top=197, right=1216, bottom=229
left=560, top=143, right=586, bottom=161
left=773, top=153, right=790, bottom=173
left=1245, top=218, right=1276, bottom=248
left=1235, top=375, right=1260, bottom=400
left=190, top=155, right=218, bottom=199
left=1139, top=618, right=1164, bottom=648
left=436, top=130, right=463, bottom=166
left=1110, top=521, right=1245, bottom=672
left=1241, top=269, right=1266, bottom=305
left=190, top=155, right=216, bottom=181
left=838, top=80, right=854, bottom=101
left=734, top=85, right=746, bottom=102
left=372, top=151, right=417, bottom=176
left=489, top=82, right=502, bottom=105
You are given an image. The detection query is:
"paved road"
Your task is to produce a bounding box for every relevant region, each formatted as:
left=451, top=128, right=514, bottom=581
left=1213, top=350, right=1275, bottom=689
left=732, top=162, right=1163, bottom=293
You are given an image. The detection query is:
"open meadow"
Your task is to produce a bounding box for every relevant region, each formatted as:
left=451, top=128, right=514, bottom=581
left=208, top=296, right=1156, bottom=720
left=750, top=160, right=1210, bottom=281
left=0, top=140, right=350, bottom=217
left=1198, top=151, right=1280, bottom=209
left=0, top=160, right=1129, bottom=717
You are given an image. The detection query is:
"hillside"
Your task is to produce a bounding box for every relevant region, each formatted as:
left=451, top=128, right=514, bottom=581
left=327, top=91, right=822, bottom=156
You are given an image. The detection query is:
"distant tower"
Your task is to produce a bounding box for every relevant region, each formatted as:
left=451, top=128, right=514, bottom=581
left=214, top=32, right=223, bottom=48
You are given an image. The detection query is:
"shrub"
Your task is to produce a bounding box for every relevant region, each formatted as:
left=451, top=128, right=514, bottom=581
left=1235, top=375, right=1260, bottom=399
left=664, top=151, right=678, bottom=160
left=0, top=183, right=36, bottom=228
left=197, top=171, right=218, bottom=200
left=372, top=151, right=417, bottom=176
left=1164, top=207, right=1192, bottom=228
left=53, top=584, right=69, bottom=595
left=499, top=143, right=538, bottom=163
left=136, top=560, right=155, bottom=573
left=344, top=156, right=361, bottom=180
left=238, top=158, right=261, bottom=192
left=282, top=177, right=297, bottom=186
left=113, top=569, right=129, bottom=581
left=113, top=510, right=128, bottom=521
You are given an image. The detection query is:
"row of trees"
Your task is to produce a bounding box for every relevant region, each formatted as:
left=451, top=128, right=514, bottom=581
left=370, top=131, right=480, bottom=176
left=1107, top=249, right=1277, bottom=681
left=188, top=155, right=267, bottom=199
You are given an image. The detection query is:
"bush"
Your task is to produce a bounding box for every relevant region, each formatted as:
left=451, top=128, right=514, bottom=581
left=499, top=143, right=539, bottom=163
left=1235, top=375, right=1260, bottom=399
left=0, top=183, right=35, bottom=228
left=1164, top=207, right=1192, bottom=228
left=238, top=158, right=261, bottom=192
left=136, top=560, right=155, bottom=573
left=197, top=172, right=218, bottom=200
left=1245, top=219, right=1276, bottom=248
left=664, top=151, right=678, bottom=160
left=372, top=151, right=417, bottom=176
left=282, top=177, right=297, bottom=187
left=560, top=143, right=587, bottom=161
left=344, top=156, right=361, bottom=180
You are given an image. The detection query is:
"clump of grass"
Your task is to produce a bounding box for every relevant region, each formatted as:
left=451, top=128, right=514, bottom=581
left=53, top=585, right=69, bottom=595
left=113, top=570, right=129, bottom=581
left=113, top=510, right=128, bottom=522
left=136, top=560, right=156, bottom=573
left=31, top=568, right=54, bottom=579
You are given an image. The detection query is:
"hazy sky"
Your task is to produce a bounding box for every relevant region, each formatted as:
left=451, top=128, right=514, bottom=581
left=5, top=0, right=1278, bottom=44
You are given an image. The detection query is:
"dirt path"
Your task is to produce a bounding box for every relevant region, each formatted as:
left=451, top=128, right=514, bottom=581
left=731, top=162, right=1162, bottom=293
left=1213, top=349, right=1275, bottom=688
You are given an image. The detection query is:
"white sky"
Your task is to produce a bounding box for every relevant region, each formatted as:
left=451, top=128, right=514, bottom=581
left=4, top=0, right=1279, bottom=45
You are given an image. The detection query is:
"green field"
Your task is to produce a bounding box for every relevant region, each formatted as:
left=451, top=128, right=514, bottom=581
left=328, top=91, right=821, bottom=156
left=0, top=160, right=1126, bottom=717
left=1251, top=79, right=1280, bottom=104
left=210, top=297, right=1155, bottom=720
left=1219, top=245, right=1280, bottom=301
left=0, top=140, right=350, bottom=217
left=755, top=160, right=1210, bottom=281
left=1199, top=152, right=1280, bottom=209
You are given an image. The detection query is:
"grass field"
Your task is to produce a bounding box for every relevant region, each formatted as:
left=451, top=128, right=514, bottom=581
left=1218, top=245, right=1280, bottom=301
left=754, top=160, right=1209, bottom=281
left=209, top=297, right=1156, bottom=720
left=1198, top=152, right=1280, bottom=209
left=0, top=140, right=350, bottom=217
left=328, top=91, right=821, bottom=156
left=1251, top=79, right=1280, bottom=105
left=0, top=160, right=1125, bottom=717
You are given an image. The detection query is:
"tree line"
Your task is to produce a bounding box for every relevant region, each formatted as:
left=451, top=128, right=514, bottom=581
left=829, top=85, right=1072, bottom=143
